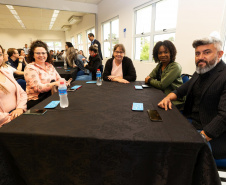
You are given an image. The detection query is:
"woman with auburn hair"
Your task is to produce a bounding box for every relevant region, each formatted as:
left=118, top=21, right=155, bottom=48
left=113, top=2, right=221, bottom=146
left=25, top=40, right=71, bottom=109
left=103, top=44, right=136, bottom=83
left=65, top=42, right=77, bottom=68
left=0, top=45, right=27, bottom=126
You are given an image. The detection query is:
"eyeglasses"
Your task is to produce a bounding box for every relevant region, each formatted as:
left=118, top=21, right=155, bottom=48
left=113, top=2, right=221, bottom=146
left=34, top=52, right=47, bottom=55
left=114, top=51, right=124, bottom=54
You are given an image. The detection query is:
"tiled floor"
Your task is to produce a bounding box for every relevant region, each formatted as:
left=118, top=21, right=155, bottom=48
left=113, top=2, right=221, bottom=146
left=219, top=171, right=226, bottom=184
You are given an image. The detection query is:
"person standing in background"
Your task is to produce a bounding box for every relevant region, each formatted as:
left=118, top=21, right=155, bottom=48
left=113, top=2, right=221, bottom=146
left=23, top=44, right=29, bottom=56
left=88, top=33, right=103, bottom=60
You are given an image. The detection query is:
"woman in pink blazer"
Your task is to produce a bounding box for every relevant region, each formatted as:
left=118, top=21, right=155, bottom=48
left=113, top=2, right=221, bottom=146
left=0, top=45, right=27, bottom=126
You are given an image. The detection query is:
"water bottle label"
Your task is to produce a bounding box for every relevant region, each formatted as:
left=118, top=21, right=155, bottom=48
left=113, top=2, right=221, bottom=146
left=59, top=89, right=67, bottom=95
left=96, top=73, right=101, bottom=78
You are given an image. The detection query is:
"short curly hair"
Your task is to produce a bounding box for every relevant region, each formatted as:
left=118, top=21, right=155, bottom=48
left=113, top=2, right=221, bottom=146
left=27, top=40, right=52, bottom=64
left=89, top=45, right=98, bottom=53
left=152, top=40, right=177, bottom=63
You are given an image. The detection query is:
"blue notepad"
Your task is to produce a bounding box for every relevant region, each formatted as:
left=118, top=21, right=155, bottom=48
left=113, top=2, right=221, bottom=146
left=134, top=85, right=143, bottom=90
left=66, top=69, right=70, bottom=72
left=132, top=103, right=144, bottom=111
left=44, top=101, right=60, bottom=109
left=70, top=85, right=82, bottom=90
left=86, top=81, right=97, bottom=84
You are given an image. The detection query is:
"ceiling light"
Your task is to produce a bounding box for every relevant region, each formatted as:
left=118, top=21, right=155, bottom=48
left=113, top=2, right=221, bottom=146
left=52, top=13, right=58, bottom=18
left=13, top=15, right=20, bottom=20
left=6, top=5, right=26, bottom=29
left=54, top=10, right=60, bottom=14
left=68, top=16, right=82, bottom=24
left=61, top=25, right=71, bottom=31
left=49, top=10, right=60, bottom=30
left=6, top=5, right=14, bottom=10
left=10, top=9, right=17, bottom=15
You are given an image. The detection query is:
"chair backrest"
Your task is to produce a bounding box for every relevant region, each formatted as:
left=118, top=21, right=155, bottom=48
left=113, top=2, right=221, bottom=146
left=215, top=159, right=226, bottom=169
left=99, top=65, right=104, bottom=74
left=215, top=159, right=226, bottom=182
left=181, top=74, right=192, bottom=84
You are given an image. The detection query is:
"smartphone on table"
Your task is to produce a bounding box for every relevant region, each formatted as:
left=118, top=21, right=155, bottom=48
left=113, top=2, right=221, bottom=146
left=147, top=109, right=162, bottom=121
left=24, top=109, right=47, bottom=115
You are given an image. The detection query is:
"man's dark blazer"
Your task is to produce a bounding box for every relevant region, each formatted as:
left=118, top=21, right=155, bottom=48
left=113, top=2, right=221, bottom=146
left=174, top=60, right=226, bottom=159
left=91, top=39, right=103, bottom=60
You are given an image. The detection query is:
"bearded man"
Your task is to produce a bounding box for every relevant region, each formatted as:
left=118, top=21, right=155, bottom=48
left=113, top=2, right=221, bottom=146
left=158, top=36, right=226, bottom=159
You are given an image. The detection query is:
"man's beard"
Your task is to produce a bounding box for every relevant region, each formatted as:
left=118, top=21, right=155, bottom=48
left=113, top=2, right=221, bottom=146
left=196, top=57, right=218, bottom=74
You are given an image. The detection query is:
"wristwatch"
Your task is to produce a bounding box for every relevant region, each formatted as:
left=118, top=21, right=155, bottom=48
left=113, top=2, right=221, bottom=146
left=200, top=133, right=207, bottom=142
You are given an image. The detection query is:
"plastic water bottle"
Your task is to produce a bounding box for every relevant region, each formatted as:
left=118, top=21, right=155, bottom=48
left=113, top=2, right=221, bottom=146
left=58, top=79, right=69, bottom=108
left=96, top=69, right=102, bottom=86
left=64, top=59, right=67, bottom=69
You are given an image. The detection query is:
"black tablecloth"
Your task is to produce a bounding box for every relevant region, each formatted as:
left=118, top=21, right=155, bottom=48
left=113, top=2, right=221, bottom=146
left=53, top=60, right=64, bottom=67
left=55, top=67, right=78, bottom=80
left=0, top=81, right=221, bottom=185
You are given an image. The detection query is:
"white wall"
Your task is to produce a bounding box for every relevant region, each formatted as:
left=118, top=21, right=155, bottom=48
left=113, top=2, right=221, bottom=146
left=97, top=0, right=226, bottom=80
left=175, top=0, right=226, bottom=74
left=65, top=13, right=95, bottom=56
left=0, top=28, right=65, bottom=51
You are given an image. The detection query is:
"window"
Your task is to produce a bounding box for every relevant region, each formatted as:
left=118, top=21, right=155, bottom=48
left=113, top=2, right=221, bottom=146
left=134, top=0, right=178, bottom=61
left=77, top=33, right=83, bottom=51
left=45, top=41, right=62, bottom=53
left=86, top=27, right=95, bottom=55
left=102, top=17, right=119, bottom=58
left=71, top=37, right=75, bottom=47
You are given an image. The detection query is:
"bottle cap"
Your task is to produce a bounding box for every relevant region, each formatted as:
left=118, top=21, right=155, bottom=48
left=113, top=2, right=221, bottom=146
left=97, top=69, right=100, bottom=71
left=59, top=78, right=65, bottom=84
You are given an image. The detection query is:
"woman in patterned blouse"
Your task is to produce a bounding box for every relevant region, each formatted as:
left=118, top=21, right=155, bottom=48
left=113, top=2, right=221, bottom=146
left=24, top=40, right=70, bottom=109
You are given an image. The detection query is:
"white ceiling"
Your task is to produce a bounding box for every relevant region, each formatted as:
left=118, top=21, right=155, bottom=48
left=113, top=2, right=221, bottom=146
left=64, top=0, right=102, bottom=3
left=0, top=0, right=102, bottom=31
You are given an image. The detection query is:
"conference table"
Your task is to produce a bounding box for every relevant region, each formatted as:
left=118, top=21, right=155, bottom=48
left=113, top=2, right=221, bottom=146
left=0, top=81, right=221, bottom=185
left=55, top=66, right=78, bottom=81
left=53, top=60, right=64, bottom=67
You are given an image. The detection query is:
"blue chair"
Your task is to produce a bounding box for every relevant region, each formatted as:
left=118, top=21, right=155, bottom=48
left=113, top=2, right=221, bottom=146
left=215, top=159, right=226, bottom=182
left=16, top=79, right=26, bottom=91
left=75, top=73, right=92, bottom=81
left=181, top=74, right=192, bottom=83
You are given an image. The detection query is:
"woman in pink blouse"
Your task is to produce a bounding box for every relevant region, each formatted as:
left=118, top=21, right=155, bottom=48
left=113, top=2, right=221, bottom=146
left=0, top=45, right=27, bottom=126
left=24, top=40, right=70, bottom=109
